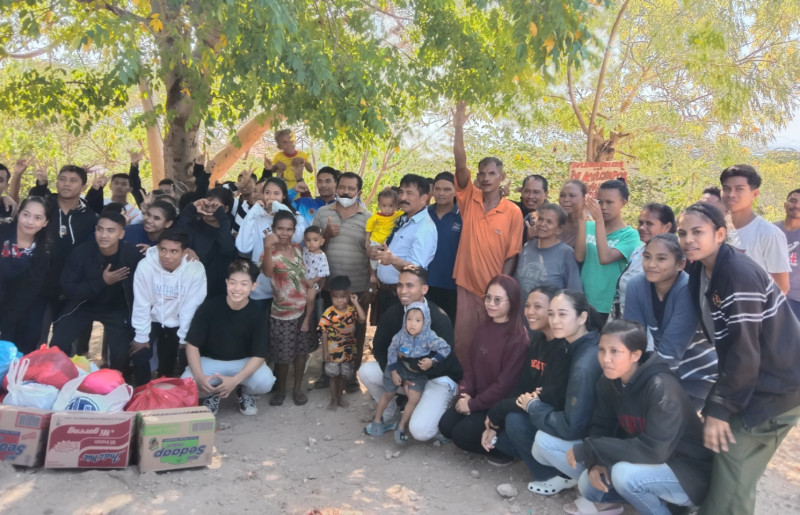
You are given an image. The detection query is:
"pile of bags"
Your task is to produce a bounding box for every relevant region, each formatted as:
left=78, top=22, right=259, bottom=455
left=0, top=342, right=198, bottom=412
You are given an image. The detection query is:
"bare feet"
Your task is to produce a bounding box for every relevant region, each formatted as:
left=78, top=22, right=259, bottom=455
left=338, top=394, right=349, bottom=408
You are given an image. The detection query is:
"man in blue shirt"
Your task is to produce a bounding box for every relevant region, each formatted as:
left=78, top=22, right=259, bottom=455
left=374, top=174, right=438, bottom=316
left=426, top=172, right=461, bottom=323
left=294, top=167, right=339, bottom=226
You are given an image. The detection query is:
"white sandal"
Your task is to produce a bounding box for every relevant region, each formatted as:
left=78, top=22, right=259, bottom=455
left=527, top=476, right=578, bottom=496
left=563, top=496, right=624, bottom=515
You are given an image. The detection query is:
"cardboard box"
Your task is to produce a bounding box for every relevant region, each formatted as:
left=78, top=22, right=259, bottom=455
left=0, top=405, right=53, bottom=467
left=45, top=411, right=136, bottom=469
left=137, top=406, right=215, bottom=473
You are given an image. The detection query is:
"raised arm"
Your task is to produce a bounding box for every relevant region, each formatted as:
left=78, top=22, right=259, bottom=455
left=453, top=101, right=471, bottom=189
left=8, top=158, right=31, bottom=202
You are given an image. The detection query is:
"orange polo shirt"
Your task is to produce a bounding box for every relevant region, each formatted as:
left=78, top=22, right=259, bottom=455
left=453, top=180, right=523, bottom=297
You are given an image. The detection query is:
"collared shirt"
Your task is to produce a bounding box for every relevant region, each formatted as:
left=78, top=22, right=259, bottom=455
left=377, top=208, right=438, bottom=285
left=427, top=203, right=461, bottom=290
left=312, top=203, right=372, bottom=293
left=294, top=196, right=331, bottom=226
left=453, top=180, right=523, bottom=297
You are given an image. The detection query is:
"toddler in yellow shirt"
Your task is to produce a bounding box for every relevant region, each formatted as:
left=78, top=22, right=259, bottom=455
left=365, top=188, right=403, bottom=284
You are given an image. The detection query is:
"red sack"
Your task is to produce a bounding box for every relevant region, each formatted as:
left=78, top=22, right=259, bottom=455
left=0, top=345, right=78, bottom=390
left=125, top=377, right=199, bottom=412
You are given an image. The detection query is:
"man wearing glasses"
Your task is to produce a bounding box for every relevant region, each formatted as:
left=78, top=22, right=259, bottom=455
left=452, top=102, right=523, bottom=368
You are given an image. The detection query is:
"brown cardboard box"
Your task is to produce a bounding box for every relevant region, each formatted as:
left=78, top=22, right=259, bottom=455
left=0, top=405, right=53, bottom=467
left=45, top=411, right=136, bottom=469
left=137, top=406, right=215, bottom=473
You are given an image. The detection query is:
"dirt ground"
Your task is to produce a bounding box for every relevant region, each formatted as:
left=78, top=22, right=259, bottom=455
left=0, top=326, right=798, bottom=515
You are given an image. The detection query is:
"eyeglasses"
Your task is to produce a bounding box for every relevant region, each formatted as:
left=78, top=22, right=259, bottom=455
left=483, top=294, right=509, bottom=306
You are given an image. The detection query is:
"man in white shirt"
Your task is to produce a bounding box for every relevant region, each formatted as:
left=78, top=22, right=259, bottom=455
left=720, top=164, right=791, bottom=293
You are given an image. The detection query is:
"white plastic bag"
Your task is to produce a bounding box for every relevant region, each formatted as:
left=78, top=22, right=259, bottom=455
left=53, top=375, right=133, bottom=412
left=2, top=358, right=59, bottom=409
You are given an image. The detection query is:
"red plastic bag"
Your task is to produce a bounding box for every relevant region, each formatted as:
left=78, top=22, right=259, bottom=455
left=125, top=377, right=199, bottom=412
left=78, top=369, right=125, bottom=395
left=0, top=345, right=78, bottom=390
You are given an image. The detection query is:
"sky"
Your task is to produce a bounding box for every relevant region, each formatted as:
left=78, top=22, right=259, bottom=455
left=772, top=116, right=800, bottom=150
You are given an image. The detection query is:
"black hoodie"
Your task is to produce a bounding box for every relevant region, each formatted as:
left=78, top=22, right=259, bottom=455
left=29, top=184, right=98, bottom=297
left=573, top=353, right=712, bottom=506
left=487, top=330, right=570, bottom=427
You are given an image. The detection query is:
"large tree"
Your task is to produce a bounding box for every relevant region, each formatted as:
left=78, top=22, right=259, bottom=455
left=556, top=0, right=800, bottom=162
left=0, top=0, right=610, bottom=185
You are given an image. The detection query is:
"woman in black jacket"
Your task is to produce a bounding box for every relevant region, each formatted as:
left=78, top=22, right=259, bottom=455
left=538, top=320, right=711, bottom=515
left=678, top=202, right=800, bottom=515
left=0, top=196, right=53, bottom=352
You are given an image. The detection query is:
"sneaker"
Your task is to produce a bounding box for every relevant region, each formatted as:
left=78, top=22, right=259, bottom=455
left=237, top=387, right=257, bottom=416
left=432, top=432, right=451, bottom=444
left=364, top=421, right=395, bottom=437
left=394, top=429, right=409, bottom=445
left=202, top=395, right=220, bottom=415
left=487, top=454, right=514, bottom=467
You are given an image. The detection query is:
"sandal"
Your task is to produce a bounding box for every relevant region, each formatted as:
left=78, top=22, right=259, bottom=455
left=269, top=391, right=285, bottom=406
left=394, top=429, right=409, bottom=445
left=563, top=497, right=623, bottom=515
left=293, top=389, right=308, bottom=406
left=528, top=476, right=578, bottom=496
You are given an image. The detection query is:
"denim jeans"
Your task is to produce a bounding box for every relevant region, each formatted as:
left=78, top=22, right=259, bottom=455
left=531, top=430, right=584, bottom=479
left=181, top=357, right=275, bottom=397
left=579, top=462, right=692, bottom=515
left=494, top=412, right=559, bottom=480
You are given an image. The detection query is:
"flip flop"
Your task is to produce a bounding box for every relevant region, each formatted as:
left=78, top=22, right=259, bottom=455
left=528, top=476, right=578, bottom=496
left=293, top=389, right=308, bottom=406
left=563, top=497, right=624, bottom=515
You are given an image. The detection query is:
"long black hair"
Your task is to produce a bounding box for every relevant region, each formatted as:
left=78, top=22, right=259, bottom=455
left=264, top=177, right=297, bottom=214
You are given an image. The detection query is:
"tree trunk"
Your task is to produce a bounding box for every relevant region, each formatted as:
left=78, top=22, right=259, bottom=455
left=138, top=77, right=165, bottom=188
left=588, top=128, right=630, bottom=162
left=162, top=69, right=199, bottom=185
left=208, top=112, right=282, bottom=185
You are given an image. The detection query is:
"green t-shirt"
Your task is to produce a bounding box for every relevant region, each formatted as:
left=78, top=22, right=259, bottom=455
left=580, top=221, right=642, bottom=314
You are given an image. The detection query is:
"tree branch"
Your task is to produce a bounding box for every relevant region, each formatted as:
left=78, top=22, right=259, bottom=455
left=74, top=0, right=148, bottom=24
left=567, top=67, right=588, bottom=135
left=5, top=44, right=56, bottom=59
left=586, top=0, right=632, bottom=161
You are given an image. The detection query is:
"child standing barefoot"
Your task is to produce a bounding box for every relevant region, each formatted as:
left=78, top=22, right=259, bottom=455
left=366, top=301, right=451, bottom=445
left=300, top=225, right=329, bottom=332
left=262, top=210, right=318, bottom=406
left=318, top=276, right=366, bottom=410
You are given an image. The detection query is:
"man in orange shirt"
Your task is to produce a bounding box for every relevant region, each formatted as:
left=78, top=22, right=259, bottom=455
left=452, top=101, right=523, bottom=367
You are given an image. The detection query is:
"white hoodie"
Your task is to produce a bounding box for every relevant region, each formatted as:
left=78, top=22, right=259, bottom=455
left=235, top=201, right=306, bottom=300
left=131, top=245, right=208, bottom=343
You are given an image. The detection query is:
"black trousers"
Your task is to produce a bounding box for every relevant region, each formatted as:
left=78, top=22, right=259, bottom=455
left=51, top=306, right=132, bottom=374
left=438, top=406, right=512, bottom=459
left=130, top=324, right=181, bottom=386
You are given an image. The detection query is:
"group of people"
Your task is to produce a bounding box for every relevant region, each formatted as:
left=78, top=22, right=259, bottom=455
left=0, top=104, right=798, bottom=515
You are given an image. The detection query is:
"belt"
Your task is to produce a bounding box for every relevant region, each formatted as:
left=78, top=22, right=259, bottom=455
left=379, top=283, right=398, bottom=294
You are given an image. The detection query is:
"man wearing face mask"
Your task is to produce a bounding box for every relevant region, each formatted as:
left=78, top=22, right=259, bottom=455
left=312, top=172, right=372, bottom=391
